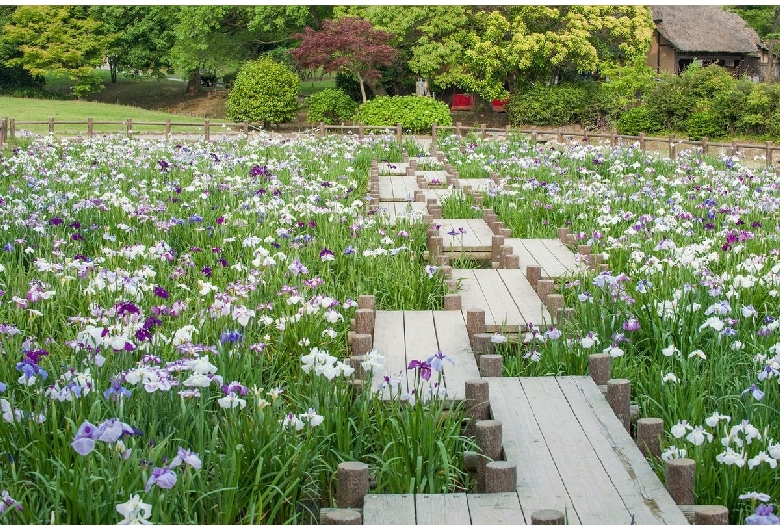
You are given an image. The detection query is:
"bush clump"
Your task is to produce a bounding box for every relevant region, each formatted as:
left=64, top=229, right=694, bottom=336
left=306, top=88, right=357, bottom=125
left=686, top=110, right=726, bottom=140
left=355, top=96, right=452, bottom=133
left=615, top=106, right=664, bottom=136
left=506, top=82, right=605, bottom=128
left=226, top=58, right=300, bottom=127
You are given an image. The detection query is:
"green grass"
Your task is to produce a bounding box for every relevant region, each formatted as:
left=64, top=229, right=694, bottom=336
left=299, top=77, right=337, bottom=98
left=0, top=96, right=229, bottom=137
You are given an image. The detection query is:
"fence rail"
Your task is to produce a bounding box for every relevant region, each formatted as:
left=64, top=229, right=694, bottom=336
left=1, top=116, right=777, bottom=169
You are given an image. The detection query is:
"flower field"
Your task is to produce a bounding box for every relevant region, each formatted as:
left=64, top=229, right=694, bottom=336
left=442, top=134, right=780, bottom=524
left=0, top=132, right=470, bottom=524
left=0, top=129, right=779, bottom=524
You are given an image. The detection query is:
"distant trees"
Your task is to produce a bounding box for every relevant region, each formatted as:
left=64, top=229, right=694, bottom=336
left=291, top=17, right=397, bottom=103
left=3, top=6, right=112, bottom=97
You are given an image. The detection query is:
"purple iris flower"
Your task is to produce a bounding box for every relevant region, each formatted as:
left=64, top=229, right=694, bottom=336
left=145, top=467, right=177, bottom=492
left=746, top=504, right=780, bottom=525
left=426, top=350, right=455, bottom=373
left=71, top=420, right=99, bottom=456
left=153, top=286, right=169, bottom=299
left=407, top=359, right=432, bottom=382
left=103, top=379, right=132, bottom=401
left=220, top=330, right=242, bottom=344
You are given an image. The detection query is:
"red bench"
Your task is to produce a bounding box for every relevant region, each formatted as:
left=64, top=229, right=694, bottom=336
left=492, top=99, right=508, bottom=112
left=451, top=93, right=475, bottom=111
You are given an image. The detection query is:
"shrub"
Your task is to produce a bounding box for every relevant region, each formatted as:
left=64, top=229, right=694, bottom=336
left=506, top=82, right=605, bottom=127
left=615, top=106, right=664, bottom=136
left=306, top=88, right=357, bottom=125
left=355, top=95, right=452, bottom=134
left=226, top=58, right=300, bottom=127
left=686, top=110, right=725, bottom=140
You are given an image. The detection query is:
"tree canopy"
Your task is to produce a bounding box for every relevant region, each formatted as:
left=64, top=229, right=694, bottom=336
left=291, top=17, right=397, bottom=103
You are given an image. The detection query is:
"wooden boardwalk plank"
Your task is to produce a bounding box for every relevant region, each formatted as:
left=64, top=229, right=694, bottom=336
left=372, top=311, right=409, bottom=398
left=452, top=269, right=496, bottom=326
left=520, top=377, right=630, bottom=525
left=421, top=188, right=461, bottom=203
left=504, top=238, right=542, bottom=273
left=434, top=219, right=490, bottom=252
left=520, top=239, right=573, bottom=278
left=417, top=170, right=449, bottom=184
left=473, top=269, right=523, bottom=332
left=416, top=493, right=470, bottom=525
left=540, top=239, right=579, bottom=275
left=562, top=377, right=689, bottom=525
left=376, top=202, right=427, bottom=223
left=486, top=377, right=580, bottom=523
left=495, top=269, right=550, bottom=327
left=403, top=311, right=440, bottom=394
left=364, top=494, right=416, bottom=525
left=431, top=311, right=480, bottom=401
left=467, top=493, right=526, bottom=525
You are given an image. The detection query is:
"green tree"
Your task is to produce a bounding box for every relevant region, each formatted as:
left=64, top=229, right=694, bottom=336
left=729, top=6, right=780, bottom=82
left=2, top=6, right=112, bottom=97
left=225, top=57, right=299, bottom=128
left=89, top=6, right=177, bottom=83
left=170, top=6, right=332, bottom=93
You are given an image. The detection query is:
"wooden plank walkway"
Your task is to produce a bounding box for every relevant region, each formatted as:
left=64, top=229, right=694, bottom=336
left=370, top=310, right=481, bottom=401
left=378, top=175, right=419, bottom=202
left=364, top=493, right=526, bottom=525
left=504, top=238, right=580, bottom=278
left=453, top=268, right=550, bottom=331
left=433, top=218, right=494, bottom=253
left=375, top=201, right=428, bottom=223
left=488, top=376, right=689, bottom=525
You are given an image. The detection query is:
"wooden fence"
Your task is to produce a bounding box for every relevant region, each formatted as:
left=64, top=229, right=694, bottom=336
left=2, top=116, right=778, bottom=169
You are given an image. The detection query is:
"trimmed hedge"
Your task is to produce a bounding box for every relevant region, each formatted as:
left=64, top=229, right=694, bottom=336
left=615, top=107, right=664, bottom=136
left=306, top=88, right=356, bottom=125
left=355, top=96, right=452, bottom=134
left=226, top=58, right=299, bottom=126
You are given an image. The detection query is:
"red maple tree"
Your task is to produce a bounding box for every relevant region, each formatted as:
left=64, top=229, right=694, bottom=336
left=292, top=17, right=398, bottom=103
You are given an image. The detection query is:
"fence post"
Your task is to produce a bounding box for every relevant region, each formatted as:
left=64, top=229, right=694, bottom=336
left=456, top=122, right=462, bottom=136
left=0, top=117, right=6, bottom=145
left=701, top=137, right=708, bottom=156
left=557, top=127, right=563, bottom=143
left=669, top=134, right=676, bottom=160
left=639, top=132, right=645, bottom=152
left=165, top=119, right=171, bottom=138
left=766, top=141, right=773, bottom=169
left=243, top=121, right=248, bottom=135
left=583, top=129, right=589, bottom=143
left=319, top=121, right=325, bottom=136
left=395, top=123, right=402, bottom=144
left=87, top=117, right=93, bottom=138
left=126, top=118, right=132, bottom=136
left=358, top=122, right=364, bottom=139
left=204, top=119, right=210, bottom=142
left=505, top=124, right=510, bottom=137
left=531, top=127, right=538, bottom=144
left=731, top=139, right=738, bottom=156
left=49, top=117, right=54, bottom=134
left=481, top=123, right=486, bottom=138
left=10, top=119, right=15, bottom=139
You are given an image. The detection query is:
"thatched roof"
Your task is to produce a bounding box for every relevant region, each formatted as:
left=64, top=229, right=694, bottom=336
left=651, top=6, right=762, bottom=55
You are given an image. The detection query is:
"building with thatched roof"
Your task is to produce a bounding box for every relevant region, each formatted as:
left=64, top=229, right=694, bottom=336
left=647, top=5, right=775, bottom=80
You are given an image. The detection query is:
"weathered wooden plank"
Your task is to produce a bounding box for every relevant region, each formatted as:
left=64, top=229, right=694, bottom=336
left=520, top=377, right=631, bottom=525
left=390, top=176, right=419, bottom=201
left=431, top=311, right=480, bottom=401
left=465, top=218, right=495, bottom=247
left=376, top=202, right=427, bottom=223
left=404, top=310, right=440, bottom=379
left=540, top=239, right=579, bottom=275
left=520, top=239, right=572, bottom=278
left=417, top=170, right=449, bottom=183
left=496, top=269, right=550, bottom=327
left=421, top=188, right=461, bottom=203
left=452, top=269, right=497, bottom=328
left=565, top=376, right=690, bottom=525
left=485, top=377, right=580, bottom=524
left=473, top=269, right=523, bottom=331
left=416, top=493, right=471, bottom=525
left=363, top=494, right=416, bottom=525
left=504, top=238, right=542, bottom=273
left=467, top=492, right=527, bottom=525
left=372, top=311, right=409, bottom=398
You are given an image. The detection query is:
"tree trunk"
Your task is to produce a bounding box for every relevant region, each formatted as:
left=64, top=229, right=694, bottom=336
left=109, top=57, right=118, bottom=84
left=187, top=69, right=201, bottom=94
left=356, top=73, right=367, bottom=103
